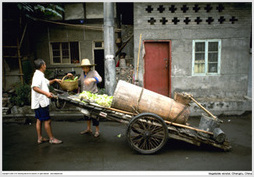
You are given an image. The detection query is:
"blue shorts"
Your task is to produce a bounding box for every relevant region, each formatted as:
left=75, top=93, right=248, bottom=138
left=34, top=106, right=51, bottom=121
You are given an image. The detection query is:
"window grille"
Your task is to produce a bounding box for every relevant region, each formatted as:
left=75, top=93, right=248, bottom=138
left=50, top=42, right=80, bottom=64
left=192, top=40, right=221, bottom=75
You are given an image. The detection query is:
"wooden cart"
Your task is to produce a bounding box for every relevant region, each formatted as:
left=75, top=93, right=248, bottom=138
left=53, top=90, right=231, bottom=155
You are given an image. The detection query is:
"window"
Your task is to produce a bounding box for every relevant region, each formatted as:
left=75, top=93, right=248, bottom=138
left=50, top=42, right=80, bottom=64
left=93, top=41, right=104, bottom=49
left=192, top=40, right=221, bottom=75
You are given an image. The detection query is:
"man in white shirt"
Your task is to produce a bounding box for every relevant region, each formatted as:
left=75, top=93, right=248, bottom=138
left=31, top=59, right=62, bottom=144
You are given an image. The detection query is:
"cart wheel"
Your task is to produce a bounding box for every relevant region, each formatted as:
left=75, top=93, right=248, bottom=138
left=126, top=113, right=168, bottom=154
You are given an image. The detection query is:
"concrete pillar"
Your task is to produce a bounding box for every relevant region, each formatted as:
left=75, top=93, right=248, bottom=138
left=104, top=2, right=116, bottom=96
left=247, top=52, right=252, bottom=98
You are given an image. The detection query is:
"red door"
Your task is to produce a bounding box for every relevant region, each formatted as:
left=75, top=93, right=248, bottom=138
left=144, top=41, right=171, bottom=97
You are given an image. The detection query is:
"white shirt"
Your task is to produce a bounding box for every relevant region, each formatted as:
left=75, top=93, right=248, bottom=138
left=31, top=70, right=50, bottom=109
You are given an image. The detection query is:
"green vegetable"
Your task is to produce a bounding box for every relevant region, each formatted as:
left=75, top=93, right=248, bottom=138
left=64, top=76, right=78, bottom=82
left=78, top=91, right=113, bottom=107
left=64, top=79, right=74, bottom=81
left=74, top=76, right=78, bottom=81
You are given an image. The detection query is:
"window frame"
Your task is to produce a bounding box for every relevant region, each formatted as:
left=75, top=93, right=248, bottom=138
left=192, top=39, right=221, bottom=76
left=49, top=41, right=81, bottom=65
left=93, top=41, right=104, bottom=49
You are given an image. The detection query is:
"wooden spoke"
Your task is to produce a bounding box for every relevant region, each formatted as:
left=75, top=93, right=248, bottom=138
left=127, top=113, right=168, bottom=154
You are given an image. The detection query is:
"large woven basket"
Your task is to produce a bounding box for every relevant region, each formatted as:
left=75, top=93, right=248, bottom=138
left=60, top=75, right=78, bottom=91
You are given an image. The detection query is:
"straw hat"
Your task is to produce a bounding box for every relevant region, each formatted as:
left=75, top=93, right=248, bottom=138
left=80, top=59, right=96, bottom=67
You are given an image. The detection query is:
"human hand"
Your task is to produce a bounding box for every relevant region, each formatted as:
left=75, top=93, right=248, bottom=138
left=45, top=92, right=54, bottom=98
left=67, top=73, right=73, bottom=78
left=84, top=78, right=96, bottom=85
left=54, top=79, right=61, bottom=83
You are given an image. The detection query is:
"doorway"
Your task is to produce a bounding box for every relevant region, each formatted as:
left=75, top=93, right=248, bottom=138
left=94, top=49, right=105, bottom=89
left=144, top=41, right=171, bottom=97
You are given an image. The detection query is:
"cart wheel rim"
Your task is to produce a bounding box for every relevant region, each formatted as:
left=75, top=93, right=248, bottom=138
left=127, top=113, right=168, bottom=154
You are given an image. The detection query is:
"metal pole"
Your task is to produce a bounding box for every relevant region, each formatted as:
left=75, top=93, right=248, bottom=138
left=104, top=2, right=116, bottom=96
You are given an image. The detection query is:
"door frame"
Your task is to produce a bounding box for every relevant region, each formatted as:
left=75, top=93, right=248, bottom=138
left=143, top=40, right=172, bottom=97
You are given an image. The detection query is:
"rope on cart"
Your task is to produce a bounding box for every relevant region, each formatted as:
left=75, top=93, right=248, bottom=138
left=169, top=106, right=189, bottom=124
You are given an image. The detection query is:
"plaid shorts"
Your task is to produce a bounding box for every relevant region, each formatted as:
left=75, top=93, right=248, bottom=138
left=34, top=105, right=51, bottom=121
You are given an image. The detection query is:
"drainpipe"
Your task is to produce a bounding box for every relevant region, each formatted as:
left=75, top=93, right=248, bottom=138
left=104, top=2, right=116, bottom=96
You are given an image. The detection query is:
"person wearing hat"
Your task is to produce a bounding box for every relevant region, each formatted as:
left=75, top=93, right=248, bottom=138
left=67, top=59, right=102, bottom=137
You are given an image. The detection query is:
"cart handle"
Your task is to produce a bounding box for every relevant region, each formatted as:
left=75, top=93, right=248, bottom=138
left=184, top=93, right=223, bottom=123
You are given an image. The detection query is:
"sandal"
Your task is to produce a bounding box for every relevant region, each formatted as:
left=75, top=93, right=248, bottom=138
left=80, top=129, right=92, bottom=135
left=94, top=132, right=100, bottom=138
left=37, top=137, right=49, bottom=144
left=49, top=138, right=63, bottom=144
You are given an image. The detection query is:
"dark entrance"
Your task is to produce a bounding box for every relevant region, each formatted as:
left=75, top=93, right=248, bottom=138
left=94, top=49, right=105, bottom=89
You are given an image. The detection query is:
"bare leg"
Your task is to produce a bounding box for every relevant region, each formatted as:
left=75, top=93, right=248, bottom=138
left=44, top=119, right=62, bottom=144
left=36, top=119, right=42, bottom=140
left=87, top=120, right=92, bottom=131
left=94, top=125, right=100, bottom=137
left=80, top=120, right=92, bottom=134
left=95, top=126, right=99, bottom=133
left=44, top=119, right=54, bottom=140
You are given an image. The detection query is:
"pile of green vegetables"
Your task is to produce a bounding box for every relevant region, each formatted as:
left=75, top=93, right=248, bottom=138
left=64, top=76, right=78, bottom=82
left=78, top=91, right=113, bottom=108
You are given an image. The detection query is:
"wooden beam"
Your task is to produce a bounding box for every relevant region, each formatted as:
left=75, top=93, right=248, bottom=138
left=17, top=38, right=24, bottom=84
left=3, top=46, right=18, bottom=48
left=165, top=120, right=214, bottom=135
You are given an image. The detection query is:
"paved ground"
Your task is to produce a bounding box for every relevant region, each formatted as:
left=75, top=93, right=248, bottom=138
left=2, top=112, right=252, bottom=174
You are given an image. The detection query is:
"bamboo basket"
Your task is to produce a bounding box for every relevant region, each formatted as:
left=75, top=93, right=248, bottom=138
left=60, top=75, right=78, bottom=91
